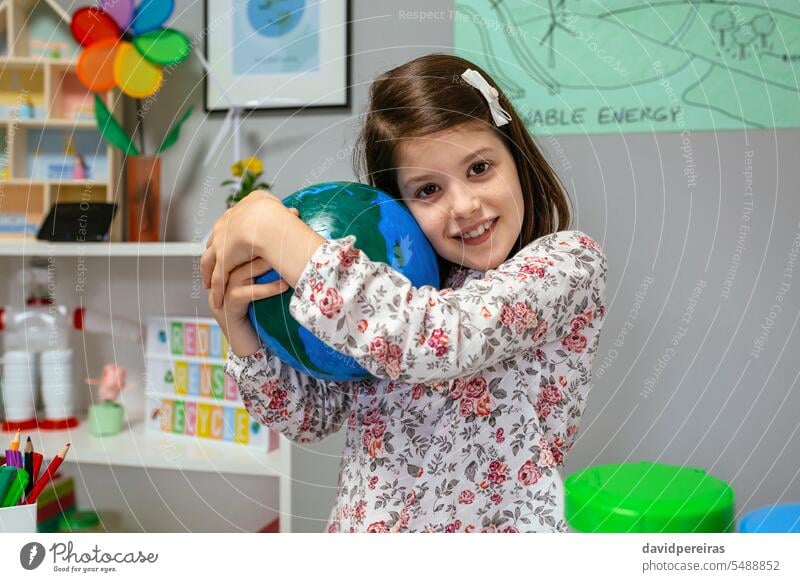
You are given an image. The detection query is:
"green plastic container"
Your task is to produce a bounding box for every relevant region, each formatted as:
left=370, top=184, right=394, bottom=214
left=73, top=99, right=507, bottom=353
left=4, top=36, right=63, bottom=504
left=87, top=402, right=123, bottom=436
left=565, top=461, right=736, bottom=532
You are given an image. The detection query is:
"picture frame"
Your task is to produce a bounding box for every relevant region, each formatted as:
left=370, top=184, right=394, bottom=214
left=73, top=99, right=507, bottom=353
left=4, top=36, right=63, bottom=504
left=204, top=0, right=350, bottom=112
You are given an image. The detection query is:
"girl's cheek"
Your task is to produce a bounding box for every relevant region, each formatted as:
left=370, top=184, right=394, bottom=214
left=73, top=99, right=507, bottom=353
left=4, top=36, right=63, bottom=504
left=414, top=212, right=440, bottom=240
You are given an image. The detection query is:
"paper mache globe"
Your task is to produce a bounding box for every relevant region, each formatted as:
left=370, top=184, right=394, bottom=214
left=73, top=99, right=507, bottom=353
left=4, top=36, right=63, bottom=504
left=248, top=181, right=440, bottom=382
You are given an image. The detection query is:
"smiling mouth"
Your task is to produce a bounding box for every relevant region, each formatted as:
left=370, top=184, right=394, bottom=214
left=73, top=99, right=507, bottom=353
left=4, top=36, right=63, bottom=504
left=452, top=217, right=498, bottom=245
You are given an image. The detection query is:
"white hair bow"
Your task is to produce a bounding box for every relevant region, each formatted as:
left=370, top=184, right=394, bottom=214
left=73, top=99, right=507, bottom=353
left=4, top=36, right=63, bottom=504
left=460, top=69, right=512, bottom=127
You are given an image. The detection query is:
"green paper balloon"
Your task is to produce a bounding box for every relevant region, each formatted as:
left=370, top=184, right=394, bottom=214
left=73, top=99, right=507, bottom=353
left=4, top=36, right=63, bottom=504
left=134, top=28, right=191, bottom=66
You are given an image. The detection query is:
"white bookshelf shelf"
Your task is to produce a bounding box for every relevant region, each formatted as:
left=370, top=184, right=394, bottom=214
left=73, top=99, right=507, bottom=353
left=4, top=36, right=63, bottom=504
left=0, top=241, right=203, bottom=257
left=0, top=117, right=97, bottom=129
left=3, top=178, right=108, bottom=186
left=0, top=56, right=77, bottom=67
left=1, top=420, right=287, bottom=478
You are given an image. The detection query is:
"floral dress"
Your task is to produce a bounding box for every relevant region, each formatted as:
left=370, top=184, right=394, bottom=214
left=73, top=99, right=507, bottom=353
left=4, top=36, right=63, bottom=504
left=224, top=229, right=608, bottom=532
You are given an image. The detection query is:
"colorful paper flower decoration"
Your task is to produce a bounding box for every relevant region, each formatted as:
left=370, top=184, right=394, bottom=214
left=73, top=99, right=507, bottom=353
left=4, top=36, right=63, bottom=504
left=71, top=0, right=191, bottom=99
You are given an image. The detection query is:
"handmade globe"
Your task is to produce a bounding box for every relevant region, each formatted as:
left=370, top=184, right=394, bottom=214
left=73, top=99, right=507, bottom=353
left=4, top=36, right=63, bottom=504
left=248, top=181, right=440, bottom=381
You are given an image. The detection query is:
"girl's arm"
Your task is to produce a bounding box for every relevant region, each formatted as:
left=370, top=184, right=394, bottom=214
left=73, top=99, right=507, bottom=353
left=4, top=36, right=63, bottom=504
left=285, top=229, right=608, bottom=384
left=225, top=317, right=262, bottom=357
left=223, top=320, right=354, bottom=444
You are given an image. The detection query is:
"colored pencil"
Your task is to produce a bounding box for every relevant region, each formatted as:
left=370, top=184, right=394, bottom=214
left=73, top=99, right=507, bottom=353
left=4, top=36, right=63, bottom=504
left=5, top=449, right=21, bottom=468
left=0, top=468, right=28, bottom=508
left=9, top=428, right=20, bottom=451
left=32, top=452, right=43, bottom=484
left=0, top=466, right=16, bottom=504
left=26, top=443, right=70, bottom=504
left=24, top=438, right=34, bottom=497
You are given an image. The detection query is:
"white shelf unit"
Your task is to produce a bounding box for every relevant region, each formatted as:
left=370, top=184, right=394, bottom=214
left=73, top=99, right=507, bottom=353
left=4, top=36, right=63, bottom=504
left=0, top=1, right=302, bottom=533
left=0, top=0, right=123, bottom=242
left=0, top=419, right=293, bottom=532
left=0, top=250, right=296, bottom=532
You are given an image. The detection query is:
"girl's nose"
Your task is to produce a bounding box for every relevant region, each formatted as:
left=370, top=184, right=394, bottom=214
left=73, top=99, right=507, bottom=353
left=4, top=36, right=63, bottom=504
left=448, top=184, right=481, bottom=218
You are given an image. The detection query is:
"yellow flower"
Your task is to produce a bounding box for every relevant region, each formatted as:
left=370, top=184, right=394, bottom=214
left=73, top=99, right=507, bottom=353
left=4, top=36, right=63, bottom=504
left=242, top=156, right=263, bottom=175
left=230, top=157, right=263, bottom=178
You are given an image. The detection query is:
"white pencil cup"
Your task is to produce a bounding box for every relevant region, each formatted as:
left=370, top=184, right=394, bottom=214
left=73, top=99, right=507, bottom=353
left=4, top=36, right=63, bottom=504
left=0, top=502, right=37, bottom=533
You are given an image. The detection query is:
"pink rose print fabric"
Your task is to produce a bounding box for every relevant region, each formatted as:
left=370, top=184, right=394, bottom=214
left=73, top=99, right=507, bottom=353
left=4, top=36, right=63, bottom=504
left=224, top=229, right=607, bottom=532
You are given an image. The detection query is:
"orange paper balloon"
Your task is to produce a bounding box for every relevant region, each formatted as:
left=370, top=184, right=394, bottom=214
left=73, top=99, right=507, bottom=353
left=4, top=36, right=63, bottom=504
left=76, top=38, right=119, bottom=92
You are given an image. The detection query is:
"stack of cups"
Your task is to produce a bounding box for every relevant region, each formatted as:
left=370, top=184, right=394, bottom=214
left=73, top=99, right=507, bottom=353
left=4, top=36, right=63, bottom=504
left=1, top=351, right=37, bottom=422
left=40, top=349, right=74, bottom=420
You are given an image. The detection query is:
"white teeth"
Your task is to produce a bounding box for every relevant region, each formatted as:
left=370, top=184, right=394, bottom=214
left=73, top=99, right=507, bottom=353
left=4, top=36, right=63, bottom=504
left=461, top=219, right=494, bottom=239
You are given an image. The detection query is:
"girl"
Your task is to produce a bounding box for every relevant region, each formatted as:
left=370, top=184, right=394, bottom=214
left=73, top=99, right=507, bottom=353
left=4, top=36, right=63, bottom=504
left=202, top=54, right=608, bottom=533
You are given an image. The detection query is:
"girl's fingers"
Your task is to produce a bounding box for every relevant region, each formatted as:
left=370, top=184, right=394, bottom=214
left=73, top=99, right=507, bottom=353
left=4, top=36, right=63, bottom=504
left=230, top=257, right=272, bottom=285
left=232, top=280, right=290, bottom=303
left=205, top=230, right=214, bottom=249
left=289, top=208, right=299, bottom=217
left=210, top=261, right=227, bottom=309
left=200, top=247, right=215, bottom=289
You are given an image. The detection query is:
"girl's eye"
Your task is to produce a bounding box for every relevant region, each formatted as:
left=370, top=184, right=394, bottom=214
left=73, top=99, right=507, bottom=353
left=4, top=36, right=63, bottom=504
left=470, top=161, right=491, bottom=176
left=416, top=184, right=439, bottom=199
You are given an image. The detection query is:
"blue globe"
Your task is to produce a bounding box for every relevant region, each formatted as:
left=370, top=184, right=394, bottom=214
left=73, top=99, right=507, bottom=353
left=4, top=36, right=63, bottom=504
left=248, top=182, right=440, bottom=381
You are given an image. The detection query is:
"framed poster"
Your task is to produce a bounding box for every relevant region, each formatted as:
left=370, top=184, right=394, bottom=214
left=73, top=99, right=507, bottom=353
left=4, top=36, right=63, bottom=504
left=204, top=0, right=350, bottom=112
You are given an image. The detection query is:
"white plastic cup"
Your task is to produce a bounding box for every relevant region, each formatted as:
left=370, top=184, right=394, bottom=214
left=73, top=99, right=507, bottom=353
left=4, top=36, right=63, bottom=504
left=3, top=350, right=35, bottom=363
left=41, top=353, right=73, bottom=365
left=1, top=351, right=36, bottom=421
left=40, top=350, right=75, bottom=419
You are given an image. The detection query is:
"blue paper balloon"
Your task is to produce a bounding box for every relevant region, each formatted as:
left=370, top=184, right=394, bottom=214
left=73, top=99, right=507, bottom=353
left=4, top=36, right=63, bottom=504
left=131, top=0, right=174, bottom=36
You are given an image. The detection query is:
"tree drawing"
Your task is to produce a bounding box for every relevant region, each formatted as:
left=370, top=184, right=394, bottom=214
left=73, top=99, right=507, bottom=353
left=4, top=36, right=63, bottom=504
left=711, top=9, right=736, bottom=47
left=751, top=14, right=776, bottom=49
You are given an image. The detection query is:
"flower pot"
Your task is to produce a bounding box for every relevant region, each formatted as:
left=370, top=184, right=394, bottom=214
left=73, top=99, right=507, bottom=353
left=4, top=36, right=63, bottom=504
left=87, top=402, right=124, bottom=436
left=125, top=155, right=161, bottom=241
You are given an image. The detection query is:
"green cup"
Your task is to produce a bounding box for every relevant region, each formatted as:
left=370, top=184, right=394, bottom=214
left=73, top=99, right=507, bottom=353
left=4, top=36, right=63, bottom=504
left=87, top=402, right=124, bottom=437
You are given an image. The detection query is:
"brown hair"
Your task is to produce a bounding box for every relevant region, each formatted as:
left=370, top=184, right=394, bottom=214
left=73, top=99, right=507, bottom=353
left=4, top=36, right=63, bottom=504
left=353, top=53, right=572, bottom=283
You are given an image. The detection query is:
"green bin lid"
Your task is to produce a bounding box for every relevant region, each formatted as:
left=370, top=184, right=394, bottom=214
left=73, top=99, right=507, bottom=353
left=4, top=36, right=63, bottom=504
left=58, top=510, right=101, bottom=532
left=565, top=461, right=735, bottom=533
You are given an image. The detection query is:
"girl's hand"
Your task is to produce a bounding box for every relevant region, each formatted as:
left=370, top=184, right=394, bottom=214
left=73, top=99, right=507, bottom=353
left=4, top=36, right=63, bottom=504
left=207, top=257, right=290, bottom=339
left=201, top=190, right=298, bottom=308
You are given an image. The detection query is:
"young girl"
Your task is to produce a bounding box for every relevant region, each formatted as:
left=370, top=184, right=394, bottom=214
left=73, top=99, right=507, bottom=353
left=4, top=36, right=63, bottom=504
left=202, top=54, right=608, bottom=533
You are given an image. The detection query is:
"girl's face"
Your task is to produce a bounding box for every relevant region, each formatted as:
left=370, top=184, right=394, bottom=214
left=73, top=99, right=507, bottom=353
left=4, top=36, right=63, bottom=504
left=395, top=122, right=525, bottom=272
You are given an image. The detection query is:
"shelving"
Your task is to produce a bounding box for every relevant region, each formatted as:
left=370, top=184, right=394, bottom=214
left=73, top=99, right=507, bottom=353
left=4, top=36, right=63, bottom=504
left=0, top=0, right=122, bottom=241
left=0, top=117, right=97, bottom=129
left=0, top=420, right=288, bottom=478
left=0, top=241, right=204, bottom=256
